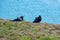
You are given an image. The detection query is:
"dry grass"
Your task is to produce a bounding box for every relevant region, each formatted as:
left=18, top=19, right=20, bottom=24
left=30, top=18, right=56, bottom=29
left=0, top=19, right=60, bottom=40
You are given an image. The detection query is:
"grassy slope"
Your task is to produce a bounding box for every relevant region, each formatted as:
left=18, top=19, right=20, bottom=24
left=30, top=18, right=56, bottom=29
left=0, top=19, right=60, bottom=40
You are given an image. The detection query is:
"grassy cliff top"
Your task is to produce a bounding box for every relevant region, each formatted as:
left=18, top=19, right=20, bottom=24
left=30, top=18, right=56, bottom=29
left=0, top=19, right=60, bottom=40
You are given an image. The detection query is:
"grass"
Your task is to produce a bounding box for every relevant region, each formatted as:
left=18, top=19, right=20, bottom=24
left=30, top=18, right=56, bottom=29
left=0, top=19, right=60, bottom=40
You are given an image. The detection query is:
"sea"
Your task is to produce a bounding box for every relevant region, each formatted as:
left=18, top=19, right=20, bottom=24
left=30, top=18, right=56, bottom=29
left=0, top=0, right=60, bottom=24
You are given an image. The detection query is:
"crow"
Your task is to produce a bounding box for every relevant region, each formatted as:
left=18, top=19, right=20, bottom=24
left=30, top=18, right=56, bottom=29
left=11, top=16, right=24, bottom=21
left=33, top=16, right=42, bottom=23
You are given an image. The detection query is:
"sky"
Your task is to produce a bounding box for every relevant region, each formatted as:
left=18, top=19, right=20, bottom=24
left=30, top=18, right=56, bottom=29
left=0, top=0, right=60, bottom=24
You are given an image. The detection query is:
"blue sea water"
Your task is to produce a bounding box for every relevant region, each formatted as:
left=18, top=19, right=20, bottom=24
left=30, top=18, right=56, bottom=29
left=0, top=0, right=60, bottom=24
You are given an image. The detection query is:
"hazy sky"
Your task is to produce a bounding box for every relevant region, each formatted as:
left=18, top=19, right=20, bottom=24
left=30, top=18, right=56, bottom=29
left=0, top=0, right=60, bottom=24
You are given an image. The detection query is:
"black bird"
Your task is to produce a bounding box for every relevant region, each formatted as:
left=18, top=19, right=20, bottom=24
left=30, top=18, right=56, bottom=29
left=12, top=16, right=24, bottom=21
left=33, top=16, right=42, bottom=23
